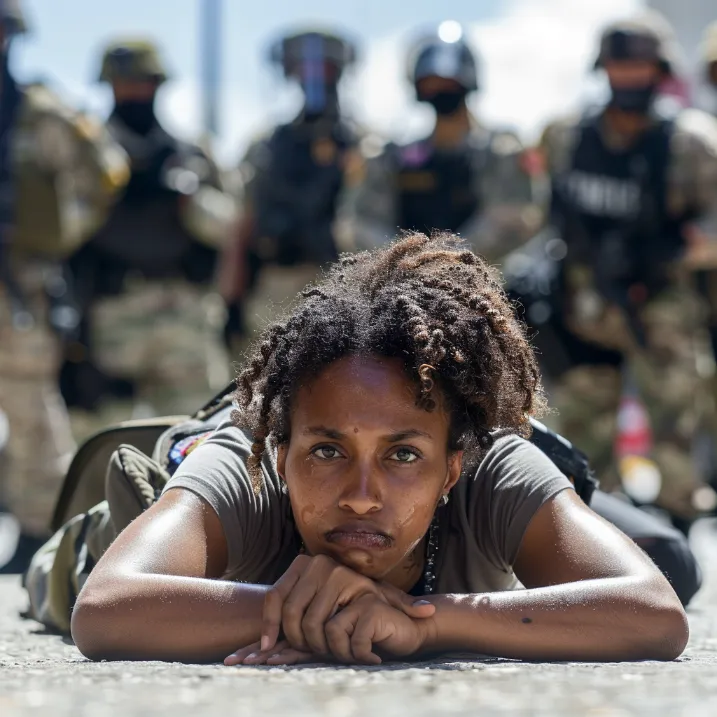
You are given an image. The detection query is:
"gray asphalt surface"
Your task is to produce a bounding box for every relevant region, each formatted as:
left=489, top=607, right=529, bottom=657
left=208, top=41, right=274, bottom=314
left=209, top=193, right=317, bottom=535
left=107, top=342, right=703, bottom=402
left=2, top=519, right=717, bottom=717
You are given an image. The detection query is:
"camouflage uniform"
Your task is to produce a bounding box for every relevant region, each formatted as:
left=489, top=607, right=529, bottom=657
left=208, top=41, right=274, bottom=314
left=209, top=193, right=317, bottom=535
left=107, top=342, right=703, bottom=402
left=541, top=16, right=717, bottom=519
left=221, top=30, right=364, bottom=357
left=69, top=40, right=233, bottom=433
left=701, top=22, right=717, bottom=101
left=336, top=125, right=543, bottom=263
left=0, top=4, right=130, bottom=536
left=335, top=25, right=544, bottom=263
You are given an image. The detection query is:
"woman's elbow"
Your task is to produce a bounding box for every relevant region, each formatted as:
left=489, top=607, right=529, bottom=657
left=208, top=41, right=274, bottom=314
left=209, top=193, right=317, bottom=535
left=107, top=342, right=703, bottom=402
left=648, top=600, right=689, bottom=661
left=633, top=579, right=690, bottom=661
left=71, top=589, right=126, bottom=661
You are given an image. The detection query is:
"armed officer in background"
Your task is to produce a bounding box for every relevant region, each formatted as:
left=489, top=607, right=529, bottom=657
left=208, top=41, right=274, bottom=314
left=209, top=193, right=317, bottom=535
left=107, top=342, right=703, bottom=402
left=0, top=0, right=129, bottom=569
left=700, top=22, right=717, bottom=118
left=336, top=21, right=544, bottom=262
left=539, top=12, right=717, bottom=524
left=220, top=29, right=364, bottom=357
left=65, top=40, right=233, bottom=431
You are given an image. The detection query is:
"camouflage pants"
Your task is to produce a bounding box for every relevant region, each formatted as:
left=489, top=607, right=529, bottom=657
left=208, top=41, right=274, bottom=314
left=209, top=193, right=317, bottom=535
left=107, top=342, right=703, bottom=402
left=72, top=278, right=230, bottom=436
left=0, top=261, right=76, bottom=536
left=550, top=279, right=714, bottom=519
left=229, top=264, right=323, bottom=361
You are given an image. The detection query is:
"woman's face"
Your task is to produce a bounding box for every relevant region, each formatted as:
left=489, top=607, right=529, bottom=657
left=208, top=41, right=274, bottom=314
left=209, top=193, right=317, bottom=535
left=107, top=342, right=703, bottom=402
left=277, top=355, right=462, bottom=588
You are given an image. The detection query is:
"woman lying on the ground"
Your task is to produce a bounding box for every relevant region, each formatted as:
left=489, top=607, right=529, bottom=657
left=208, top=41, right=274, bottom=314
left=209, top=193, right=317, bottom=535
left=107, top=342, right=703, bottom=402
left=71, top=234, right=689, bottom=665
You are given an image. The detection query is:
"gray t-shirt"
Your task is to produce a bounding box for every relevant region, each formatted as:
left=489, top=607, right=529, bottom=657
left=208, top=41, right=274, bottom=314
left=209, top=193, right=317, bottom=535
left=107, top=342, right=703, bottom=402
left=164, top=422, right=573, bottom=594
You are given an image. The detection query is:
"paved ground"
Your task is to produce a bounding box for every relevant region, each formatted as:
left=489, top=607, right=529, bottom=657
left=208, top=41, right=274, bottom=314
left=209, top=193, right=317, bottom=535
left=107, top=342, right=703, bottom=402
left=1, top=520, right=717, bottom=717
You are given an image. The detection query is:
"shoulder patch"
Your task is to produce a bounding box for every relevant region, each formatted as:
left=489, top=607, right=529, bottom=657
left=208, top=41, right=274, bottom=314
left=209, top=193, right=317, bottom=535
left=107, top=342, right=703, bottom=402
left=397, top=140, right=433, bottom=167
left=168, top=431, right=214, bottom=471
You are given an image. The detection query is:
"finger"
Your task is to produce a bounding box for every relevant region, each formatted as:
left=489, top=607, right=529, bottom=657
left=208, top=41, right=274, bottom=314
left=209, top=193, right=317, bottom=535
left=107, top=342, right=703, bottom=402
left=325, top=610, right=359, bottom=664
left=224, top=641, right=261, bottom=666
left=380, top=583, right=436, bottom=618
left=351, top=615, right=382, bottom=665
left=265, top=648, right=318, bottom=666
left=281, top=579, right=322, bottom=651
left=302, top=565, right=381, bottom=655
left=300, top=583, right=348, bottom=655
left=236, top=640, right=295, bottom=665
left=262, top=565, right=304, bottom=652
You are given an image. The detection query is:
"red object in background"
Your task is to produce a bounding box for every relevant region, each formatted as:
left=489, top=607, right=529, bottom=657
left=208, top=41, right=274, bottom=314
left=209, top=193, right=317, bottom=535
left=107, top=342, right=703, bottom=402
left=519, top=148, right=546, bottom=177
left=658, top=74, right=692, bottom=108
left=615, top=391, right=653, bottom=458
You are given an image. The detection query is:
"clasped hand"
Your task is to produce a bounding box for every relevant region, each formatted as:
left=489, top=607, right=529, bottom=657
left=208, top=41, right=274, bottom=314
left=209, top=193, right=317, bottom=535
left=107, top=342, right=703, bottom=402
left=225, top=554, right=436, bottom=666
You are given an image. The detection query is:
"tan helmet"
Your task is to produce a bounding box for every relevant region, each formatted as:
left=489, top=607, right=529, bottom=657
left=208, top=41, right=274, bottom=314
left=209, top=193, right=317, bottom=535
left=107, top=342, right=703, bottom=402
left=594, top=11, right=680, bottom=76
left=98, top=39, right=169, bottom=84
left=0, top=0, right=28, bottom=36
left=702, top=22, right=717, bottom=68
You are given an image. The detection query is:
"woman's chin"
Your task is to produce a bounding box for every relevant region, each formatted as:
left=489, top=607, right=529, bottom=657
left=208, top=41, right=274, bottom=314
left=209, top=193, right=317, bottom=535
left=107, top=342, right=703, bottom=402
left=320, top=543, right=396, bottom=579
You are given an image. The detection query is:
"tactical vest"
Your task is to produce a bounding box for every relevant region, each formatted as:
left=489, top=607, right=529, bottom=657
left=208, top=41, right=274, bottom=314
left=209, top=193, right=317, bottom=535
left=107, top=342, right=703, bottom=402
left=552, top=112, right=686, bottom=293
left=394, top=140, right=480, bottom=234
left=10, top=86, right=128, bottom=259
left=90, top=117, right=216, bottom=284
left=251, top=120, right=355, bottom=266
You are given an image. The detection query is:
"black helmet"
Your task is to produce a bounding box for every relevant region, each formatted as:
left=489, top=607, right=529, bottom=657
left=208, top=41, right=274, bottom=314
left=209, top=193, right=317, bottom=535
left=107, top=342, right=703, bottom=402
left=268, top=29, right=356, bottom=116
left=594, top=12, right=678, bottom=76
left=408, top=22, right=478, bottom=94
left=269, top=29, right=356, bottom=82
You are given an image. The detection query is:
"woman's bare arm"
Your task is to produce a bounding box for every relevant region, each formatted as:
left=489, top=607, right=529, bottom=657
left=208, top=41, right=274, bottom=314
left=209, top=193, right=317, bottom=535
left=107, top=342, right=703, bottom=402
left=71, top=489, right=267, bottom=662
left=420, top=490, right=689, bottom=661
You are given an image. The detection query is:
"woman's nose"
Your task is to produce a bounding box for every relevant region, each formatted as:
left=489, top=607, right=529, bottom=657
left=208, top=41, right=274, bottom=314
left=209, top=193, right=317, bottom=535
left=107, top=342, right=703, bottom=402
left=337, top=459, right=384, bottom=514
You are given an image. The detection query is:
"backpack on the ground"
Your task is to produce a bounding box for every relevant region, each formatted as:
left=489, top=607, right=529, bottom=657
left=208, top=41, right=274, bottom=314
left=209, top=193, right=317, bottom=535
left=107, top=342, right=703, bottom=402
left=23, top=386, right=597, bottom=634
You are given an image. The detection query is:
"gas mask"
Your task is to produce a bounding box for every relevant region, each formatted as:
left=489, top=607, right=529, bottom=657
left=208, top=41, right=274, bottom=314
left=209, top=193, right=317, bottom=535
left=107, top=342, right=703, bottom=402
left=609, top=84, right=658, bottom=114
left=425, top=89, right=467, bottom=116
left=114, top=97, right=158, bottom=135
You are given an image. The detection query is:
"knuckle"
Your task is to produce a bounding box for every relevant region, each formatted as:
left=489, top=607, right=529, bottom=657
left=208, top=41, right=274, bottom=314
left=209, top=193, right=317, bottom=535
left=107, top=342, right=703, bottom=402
left=325, top=619, right=344, bottom=638
left=283, top=601, right=304, bottom=622
left=314, top=554, right=335, bottom=570
left=301, top=615, right=321, bottom=633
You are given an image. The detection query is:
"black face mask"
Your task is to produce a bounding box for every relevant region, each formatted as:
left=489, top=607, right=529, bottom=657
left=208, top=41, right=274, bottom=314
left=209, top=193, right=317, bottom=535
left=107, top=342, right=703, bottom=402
left=426, top=90, right=466, bottom=116
left=609, top=85, right=657, bottom=114
left=113, top=99, right=158, bottom=135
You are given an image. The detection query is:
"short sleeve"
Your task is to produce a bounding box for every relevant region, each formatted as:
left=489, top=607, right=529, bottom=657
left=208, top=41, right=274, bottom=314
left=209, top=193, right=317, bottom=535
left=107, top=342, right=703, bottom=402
left=162, top=421, right=292, bottom=582
left=468, top=434, right=574, bottom=570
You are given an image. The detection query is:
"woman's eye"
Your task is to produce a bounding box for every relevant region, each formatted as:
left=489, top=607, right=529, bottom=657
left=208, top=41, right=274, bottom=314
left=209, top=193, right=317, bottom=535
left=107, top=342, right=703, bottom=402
left=312, top=446, right=341, bottom=460
left=390, top=448, right=419, bottom=463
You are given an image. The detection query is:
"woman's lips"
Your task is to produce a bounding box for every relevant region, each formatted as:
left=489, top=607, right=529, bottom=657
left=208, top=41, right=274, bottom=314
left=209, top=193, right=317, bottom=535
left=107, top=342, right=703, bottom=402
left=325, top=525, right=393, bottom=550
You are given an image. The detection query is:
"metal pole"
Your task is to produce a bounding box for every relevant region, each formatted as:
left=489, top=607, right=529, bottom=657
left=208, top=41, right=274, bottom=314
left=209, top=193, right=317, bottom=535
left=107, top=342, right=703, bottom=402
left=200, top=0, right=222, bottom=139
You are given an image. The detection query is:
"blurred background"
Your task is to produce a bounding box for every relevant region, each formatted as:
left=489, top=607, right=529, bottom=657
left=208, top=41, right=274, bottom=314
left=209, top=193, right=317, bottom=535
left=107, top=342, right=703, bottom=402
left=14, top=0, right=704, bottom=163
left=3, top=0, right=717, bottom=582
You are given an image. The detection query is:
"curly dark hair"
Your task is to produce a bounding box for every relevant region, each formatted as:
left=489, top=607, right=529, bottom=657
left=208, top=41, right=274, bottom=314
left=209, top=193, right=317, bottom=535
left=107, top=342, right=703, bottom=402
left=233, top=233, right=547, bottom=492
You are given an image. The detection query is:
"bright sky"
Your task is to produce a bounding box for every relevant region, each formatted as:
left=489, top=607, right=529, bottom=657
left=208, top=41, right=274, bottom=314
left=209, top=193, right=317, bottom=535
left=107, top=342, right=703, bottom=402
left=14, top=0, right=641, bottom=165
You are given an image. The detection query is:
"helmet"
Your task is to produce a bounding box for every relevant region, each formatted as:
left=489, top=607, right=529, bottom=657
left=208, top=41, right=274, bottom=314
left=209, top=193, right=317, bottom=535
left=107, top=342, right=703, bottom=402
left=268, top=29, right=356, bottom=115
left=701, top=22, right=717, bottom=67
left=407, top=22, right=478, bottom=94
left=98, top=39, right=169, bottom=84
left=269, top=29, right=357, bottom=82
left=594, top=11, right=679, bottom=76
left=0, top=0, right=28, bottom=36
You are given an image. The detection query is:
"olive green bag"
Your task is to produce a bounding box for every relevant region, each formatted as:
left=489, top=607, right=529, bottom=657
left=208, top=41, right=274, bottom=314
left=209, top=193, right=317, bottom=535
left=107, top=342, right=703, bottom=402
left=23, top=390, right=233, bottom=633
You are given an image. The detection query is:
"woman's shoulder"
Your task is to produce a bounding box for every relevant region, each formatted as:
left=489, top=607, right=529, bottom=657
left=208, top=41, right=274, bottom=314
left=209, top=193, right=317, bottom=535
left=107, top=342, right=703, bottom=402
left=163, top=420, right=293, bottom=582
left=473, top=431, right=571, bottom=491
left=452, top=430, right=574, bottom=571
left=163, top=419, right=286, bottom=520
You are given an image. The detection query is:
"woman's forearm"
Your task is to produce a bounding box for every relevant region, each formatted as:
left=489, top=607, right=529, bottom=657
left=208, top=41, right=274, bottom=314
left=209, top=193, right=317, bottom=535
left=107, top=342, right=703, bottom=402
left=421, top=575, right=689, bottom=662
left=71, top=574, right=267, bottom=662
